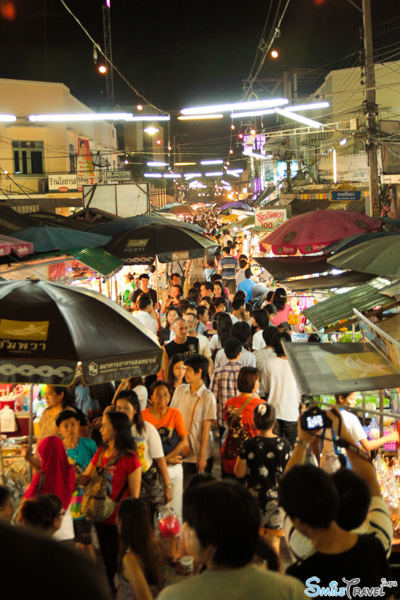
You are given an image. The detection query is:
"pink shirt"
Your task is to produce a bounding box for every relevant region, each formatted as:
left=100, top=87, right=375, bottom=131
left=269, top=303, right=294, bottom=327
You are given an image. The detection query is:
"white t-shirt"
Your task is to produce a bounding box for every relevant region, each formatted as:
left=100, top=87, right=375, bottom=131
left=262, top=357, right=300, bottom=421
left=53, top=506, right=74, bottom=541
left=210, top=334, right=222, bottom=352
left=322, top=409, right=367, bottom=473
left=132, top=421, right=164, bottom=473
left=133, top=385, right=148, bottom=412
left=252, top=329, right=266, bottom=351
left=255, top=347, right=276, bottom=397
left=195, top=333, right=212, bottom=359
left=214, top=347, right=256, bottom=369
left=132, top=310, right=158, bottom=336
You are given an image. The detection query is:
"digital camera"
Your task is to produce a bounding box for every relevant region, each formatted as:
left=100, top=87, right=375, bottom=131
left=300, top=404, right=332, bottom=432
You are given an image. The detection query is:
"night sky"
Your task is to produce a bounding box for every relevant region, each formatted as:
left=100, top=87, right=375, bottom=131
left=0, top=0, right=399, bottom=157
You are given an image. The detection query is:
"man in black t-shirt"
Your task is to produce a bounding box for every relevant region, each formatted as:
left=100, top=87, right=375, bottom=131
left=162, top=317, right=199, bottom=377
left=130, top=273, right=158, bottom=309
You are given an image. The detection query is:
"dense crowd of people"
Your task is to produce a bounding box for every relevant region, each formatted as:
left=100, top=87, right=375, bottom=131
left=1, top=209, right=398, bottom=599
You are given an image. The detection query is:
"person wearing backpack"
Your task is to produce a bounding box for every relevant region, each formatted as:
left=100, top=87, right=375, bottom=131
left=78, top=411, right=141, bottom=593
left=221, top=367, right=263, bottom=478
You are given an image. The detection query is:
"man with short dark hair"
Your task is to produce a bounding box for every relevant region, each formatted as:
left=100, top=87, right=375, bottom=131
left=162, top=317, right=199, bottom=377
left=218, top=246, right=238, bottom=300
left=130, top=273, right=158, bottom=308
left=171, top=354, right=216, bottom=483
left=280, top=456, right=393, bottom=597
left=237, top=267, right=256, bottom=300
left=282, top=412, right=394, bottom=562
left=231, top=297, right=245, bottom=324
left=158, top=481, right=305, bottom=600
left=214, top=321, right=256, bottom=369
left=200, top=281, right=214, bottom=299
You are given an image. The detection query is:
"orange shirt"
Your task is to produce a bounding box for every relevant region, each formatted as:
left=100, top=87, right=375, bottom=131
left=142, top=407, right=187, bottom=455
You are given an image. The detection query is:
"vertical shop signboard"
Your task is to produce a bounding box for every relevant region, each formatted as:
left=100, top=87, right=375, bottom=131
left=77, top=138, right=96, bottom=191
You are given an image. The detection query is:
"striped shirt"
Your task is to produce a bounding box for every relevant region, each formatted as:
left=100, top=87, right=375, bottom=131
left=210, top=362, right=242, bottom=426
left=219, top=255, right=238, bottom=280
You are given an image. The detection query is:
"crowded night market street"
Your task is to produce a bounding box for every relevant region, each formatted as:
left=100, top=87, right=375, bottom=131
left=1, top=0, right=400, bottom=599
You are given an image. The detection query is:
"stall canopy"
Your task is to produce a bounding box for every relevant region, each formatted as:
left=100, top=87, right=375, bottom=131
left=0, top=206, right=39, bottom=234
left=282, top=341, right=400, bottom=396
left=301, top=278, right=396, bottom=330
left=14, top=226, right=111, bottom=253
left=0, top=247, right=123, bottom=279
left=253, top=256, right=330, bottom=280
left=0, top=234, right=34, bottom=257
left=282, top=271, right=373, bottom=292
left=327, top=234, right=400, bottom=278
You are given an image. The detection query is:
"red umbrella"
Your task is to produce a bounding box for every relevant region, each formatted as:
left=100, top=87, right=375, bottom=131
left=260, top=210, right=381, bottom=255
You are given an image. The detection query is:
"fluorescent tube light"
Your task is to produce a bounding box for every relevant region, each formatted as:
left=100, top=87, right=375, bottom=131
left=285, top=102, right=330, bottom=112
left=231, top=109, right=275, bottom=118
left=205, top=171, right=223, bottom=177
left=184, top=173, right=203, bottom=180
left=0, top=114, right=17, bottom=122
left=275, top=108, right=322, bottom=129
left=144, top=173, right=162, bottom=178
left=178, top=114, right=223, bottom=120
left=163, top=173, right=182, bottom=178
left=200, top=160, right=224, bottom=165
left=181, top=98, right=289, bottom=116
left=147, top=161, right=168, bottom=167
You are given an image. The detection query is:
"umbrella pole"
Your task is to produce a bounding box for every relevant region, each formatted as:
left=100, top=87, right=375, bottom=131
left=379, top=389, right=384, bottom=437
left=114, top=276, right=119, bottom=305
left=28, top=384, right=34, bottom=480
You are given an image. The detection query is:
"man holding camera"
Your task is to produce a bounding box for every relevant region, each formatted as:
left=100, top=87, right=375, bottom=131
left=279, top=409, right=394, bottom=598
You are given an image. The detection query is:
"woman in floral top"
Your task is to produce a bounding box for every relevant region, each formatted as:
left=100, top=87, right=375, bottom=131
left=234, top=403, right=291, bottom=556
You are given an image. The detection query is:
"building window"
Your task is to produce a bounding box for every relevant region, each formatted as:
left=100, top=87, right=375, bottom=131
left=69, top=144, right=76, bottom=174
left=12, top=141, right=44, bottom=175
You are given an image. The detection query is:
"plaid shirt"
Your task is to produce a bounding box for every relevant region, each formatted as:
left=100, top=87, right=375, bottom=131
left=210, top=361, right=242, bottom=426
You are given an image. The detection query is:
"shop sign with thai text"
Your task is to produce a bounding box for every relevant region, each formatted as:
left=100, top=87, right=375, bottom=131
left=255, top=208, right=287, bottom=231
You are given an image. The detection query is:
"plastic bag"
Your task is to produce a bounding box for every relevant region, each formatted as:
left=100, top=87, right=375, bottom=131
left=155, top=504, right=180, bottom=538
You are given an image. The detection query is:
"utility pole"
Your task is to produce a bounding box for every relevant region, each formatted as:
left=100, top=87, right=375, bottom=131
left=102, top=0, right=114, bottom=103
left=362, top=0, right=379, bottom=215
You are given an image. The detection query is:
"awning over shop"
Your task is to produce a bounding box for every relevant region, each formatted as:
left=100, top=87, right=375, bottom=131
left=0, top=247, right=123, bottom=279
left=282, top=271, right=373, bottom=291
left=282, top=341, right=400, bottom=396
left=301, top=278, right=396, bottom=330
left=70, top=247, right=123, bottom=276
left=253, top=256, right=330, bottom=279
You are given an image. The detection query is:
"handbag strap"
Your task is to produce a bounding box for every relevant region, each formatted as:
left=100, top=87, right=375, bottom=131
left=229, top=395, right=255, bottom=427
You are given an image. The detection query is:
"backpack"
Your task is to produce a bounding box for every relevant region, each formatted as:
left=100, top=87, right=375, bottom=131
left=81, top=448, right=127, bottom=522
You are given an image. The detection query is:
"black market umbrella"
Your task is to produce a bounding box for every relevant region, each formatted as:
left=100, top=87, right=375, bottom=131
left=327, top=234, right=400, bottom=278
left=323, top=231, right=398, bottom=254
left=157, top=203, right=193, bottom=215
left=103, top=223, right=218, bottom=264
left=91, top=214, right=203, bottom=236
left=14, top=226, right=111, bottom=253
left=0, top=279, right=162, bottom=386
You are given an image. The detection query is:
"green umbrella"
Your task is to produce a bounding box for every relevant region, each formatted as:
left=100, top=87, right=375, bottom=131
left=327, top=234, right=400, bottom=277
